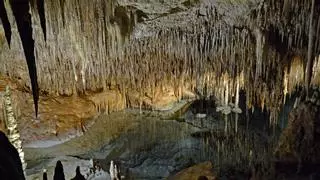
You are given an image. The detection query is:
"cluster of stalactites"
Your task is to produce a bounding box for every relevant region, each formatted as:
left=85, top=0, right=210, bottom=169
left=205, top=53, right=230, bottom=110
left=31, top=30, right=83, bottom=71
left=120, top=23, right=293, bottom=121
left=0, top=0, right=320, bottom=124
left=1, top=0, right=140, bottom=94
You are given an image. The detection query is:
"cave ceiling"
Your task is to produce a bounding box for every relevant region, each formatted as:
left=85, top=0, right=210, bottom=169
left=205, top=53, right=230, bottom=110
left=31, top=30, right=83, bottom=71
left=0, top=0, right=320, bottom=118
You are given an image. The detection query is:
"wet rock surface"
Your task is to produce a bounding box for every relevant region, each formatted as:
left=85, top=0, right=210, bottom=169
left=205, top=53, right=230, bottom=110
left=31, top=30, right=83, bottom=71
left=275, top=88, right=320, bottom=175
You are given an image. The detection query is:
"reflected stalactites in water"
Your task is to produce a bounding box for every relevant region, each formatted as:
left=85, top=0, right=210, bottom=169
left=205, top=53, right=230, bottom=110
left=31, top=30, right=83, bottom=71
left=224, top=115, right=228, bottom=134
left=213, top=125, right=275, bottom=178
left=235, top=113, right=239, bottom=133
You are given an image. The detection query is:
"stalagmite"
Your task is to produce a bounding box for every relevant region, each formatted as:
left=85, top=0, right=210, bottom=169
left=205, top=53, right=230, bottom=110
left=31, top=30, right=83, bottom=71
left=109, top=160, right=120, bottom=180
left=43, top=169, right=48, bottom=180
left=3, top=86, right=27, bottom=176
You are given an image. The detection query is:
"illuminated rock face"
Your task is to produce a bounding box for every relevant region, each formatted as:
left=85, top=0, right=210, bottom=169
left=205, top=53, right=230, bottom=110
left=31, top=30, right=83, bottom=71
left=0, top=0, right=320, bottom=123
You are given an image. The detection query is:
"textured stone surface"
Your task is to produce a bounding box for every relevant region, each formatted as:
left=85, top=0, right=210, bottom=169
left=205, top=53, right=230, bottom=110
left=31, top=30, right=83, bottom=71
left=275, top=90, right=320, bottom=164
left=0, top=76, right=190, bottom=144
left=168, top=161, right=216, bottom=180
left=1, top=0, right=320, bottom=120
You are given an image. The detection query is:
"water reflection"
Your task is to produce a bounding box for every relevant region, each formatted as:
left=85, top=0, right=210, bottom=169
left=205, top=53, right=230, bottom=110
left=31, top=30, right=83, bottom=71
left=84, top=99, right=278, bottom=179
left=26, top=99, right=281, bottom=179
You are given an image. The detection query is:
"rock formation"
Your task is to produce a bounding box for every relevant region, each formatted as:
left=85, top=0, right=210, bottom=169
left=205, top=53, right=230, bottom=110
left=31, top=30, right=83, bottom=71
left=0, top=131, right=25, bottom=180
left=71, top=166, right=86, bottom=180
left=53, top=160, right=66, bottom=180
left=275, top=88, right=320, bottom=172
left=168, top=161, right=216, bottom=180
left=0, top=0, right=320, bottom=127
left=110, top=160, right=120, bottom=180
left=43, top=169, right=48, bottom=180
left=2, top=86, right=27, bottom=176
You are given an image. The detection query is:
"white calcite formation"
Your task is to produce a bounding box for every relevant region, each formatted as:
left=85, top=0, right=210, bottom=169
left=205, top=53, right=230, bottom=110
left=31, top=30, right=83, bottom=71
left=3, top=86, right=27, bottom=176
left=109, top=160, right=121, bottom=180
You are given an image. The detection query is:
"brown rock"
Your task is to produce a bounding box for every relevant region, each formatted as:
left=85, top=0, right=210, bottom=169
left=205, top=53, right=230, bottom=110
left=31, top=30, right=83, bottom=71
left=275, top=101, right=320, bottom=163
left=86, top=90, right=126, bottom=113
left=0, top=76, right=192, bottom=143
left=168, top=161, right=216, bottom=180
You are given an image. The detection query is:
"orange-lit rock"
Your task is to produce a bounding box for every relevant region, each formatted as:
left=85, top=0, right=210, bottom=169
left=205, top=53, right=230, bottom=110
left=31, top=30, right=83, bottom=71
left=168, top=161, right=216, bottom=180
left=0, top=76, right=190, bottom=143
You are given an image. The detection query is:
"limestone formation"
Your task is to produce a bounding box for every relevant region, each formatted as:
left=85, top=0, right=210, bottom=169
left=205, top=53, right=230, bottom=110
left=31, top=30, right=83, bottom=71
left=0, top=131, right=25, bottom=180
left=110, top=160, right=121, bottom=180
left=53, top=160, right=66, bottom=180
left=43, top=169, right=48, bottom=180
left=0, top=0, right=320, bottom=124
left=71, top=166, right=86, bottom=180
left=2, top=86, right=27, bottom=176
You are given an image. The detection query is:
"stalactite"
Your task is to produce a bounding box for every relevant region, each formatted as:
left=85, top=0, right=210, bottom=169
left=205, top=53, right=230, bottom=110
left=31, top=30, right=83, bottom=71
left=254, top=28, right=265, bottom=82
left=224, top=76, right=229, bottom=107
left=315, top=17, right=320, bottom=54
left=233, top=75, right=242, bottom=114
left=305, top=0, right=316, bottom=94
left=311, top=55, right=320, bottom=85
left=30, top=0, right=46, bottom=40
left=1, top=0, right=320, bottom=124
left=9, top=0, right=39, bottom=116
left=3, top=86, right=27, bottom=177
left=283, top=66, right=288, bottom=104
left=0, top=0, right=12, bottom=46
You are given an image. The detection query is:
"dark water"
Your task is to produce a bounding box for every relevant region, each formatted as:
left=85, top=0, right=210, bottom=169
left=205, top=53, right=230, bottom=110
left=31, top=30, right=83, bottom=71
left=81, top=98, right=282, bottom=180
left=27, top=95, right=319, bottom=179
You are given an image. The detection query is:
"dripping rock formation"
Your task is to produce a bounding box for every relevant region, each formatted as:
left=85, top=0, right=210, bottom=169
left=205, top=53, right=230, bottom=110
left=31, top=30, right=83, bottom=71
left=0, top=0, right=320, bottom=138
